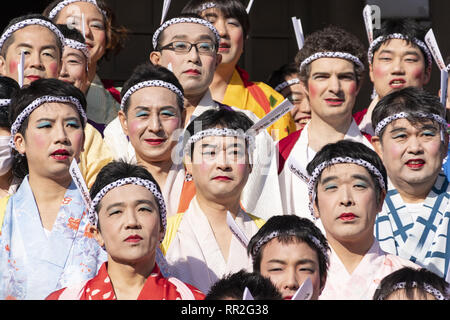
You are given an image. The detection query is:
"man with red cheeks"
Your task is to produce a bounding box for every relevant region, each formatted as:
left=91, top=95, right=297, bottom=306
left=371, top=87, right=450, bottom=279
left=354, top=18, right=432, bottom=136
left=0, top=14, right=63, bottom=86
left=277, top=26, right=373, bottom=224
left=306, top=140, right=419, bottom=300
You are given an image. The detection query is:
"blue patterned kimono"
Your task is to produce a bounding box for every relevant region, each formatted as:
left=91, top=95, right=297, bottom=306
left=0, top=176, right=106, bottom=300
left=375, top=172, right=450, bottom=278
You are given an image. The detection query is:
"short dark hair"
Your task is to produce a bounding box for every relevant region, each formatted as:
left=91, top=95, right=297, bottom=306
left=9, top=78, right=87, bottom=179
left=205, top=269, right=282, bottom=300
left=121, top=62, right=184, bottom=114
left=306, top=140, right=388, bottom=205
left=373, top=267, right=449, bottom=300
left=57, top=23, right=85, bottom=43
left=181, top=0, right=250, bottom=39
left=0, top=14, right=63, bottom=57
left=294, top=25, right=366, bottom=86
left=267, top=63, right=299, bottom=92
left=154, top=13, right=219, bottom=50
left=183, top=107, right=254, bottom=158
left=247, top=215, right=329, bottom=288
left=89, top=160, right=164, bottom=231
left=0, top=76, right=20, bottom=129
left=371, top=87, right=446, bottom=140
left=370, top=18, right=430, bottom=70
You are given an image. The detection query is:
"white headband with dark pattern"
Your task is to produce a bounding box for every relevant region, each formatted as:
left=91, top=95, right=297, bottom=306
left=0, top=99, right=10, bottom=107
left=48, top=0, right=107, bottom=19
left=368, top=33, right=432, bottom=74
left=251, top=230, right=329, bottom=262
left=64, top=38, right=90, bottom=59
left=183, top=127, right=256, bottom=157
left=0, top=19, right=65, bottom=54
left=374, top=112, right=447, bottom=137
left=299, top=52, right=365, bottom=73
left=199, top=2, right=217, bottom=11
left=274, top=78, right=300, bottom=93
left=376, top=281, right=447, bottom=300
left=9, top=95, right=87, bottom=150
left=87, top=177, right=167, bottom=239
left=152, top=17, right=221, bottom=50
left=308, top=157, right=386, bottom=217
left=120, top=80, right=184, bottom=110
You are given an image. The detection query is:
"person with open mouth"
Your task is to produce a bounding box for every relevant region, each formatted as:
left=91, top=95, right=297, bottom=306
left=371, top=87, right=450, bottom=280
left=306, top=140, right=419, bottom=300
left=0, top=78, right=105, bottom=300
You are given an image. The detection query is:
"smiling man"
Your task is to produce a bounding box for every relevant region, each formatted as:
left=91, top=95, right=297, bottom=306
left=306, top=140, right=418, bottom=300
left=277, top=26, right=373, bottom=221
left=371, top=87, right=450, bottom=279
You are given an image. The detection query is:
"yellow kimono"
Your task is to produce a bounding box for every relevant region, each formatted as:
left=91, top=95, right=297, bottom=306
left=222, top=67, right=296, bottom=140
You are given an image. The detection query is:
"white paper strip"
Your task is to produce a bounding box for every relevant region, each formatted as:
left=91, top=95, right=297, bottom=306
left=167, top=62, right=173, bottom=72
left=69, top=158, right=92, bottom=209
left=247, top=98, right=294, bottom=135
left=81, top=13, right=86, bottom=40
left=291, top=277, right=313, bottom=300
left=362, top=4, right=374, bottom=43
left=441, top=69, right=448, bottom=108
left=18, top=51, right=24, bottom=88
left=242, top=287, right=254, bottom=300
left=161, top=0, right=171, bottom=24
left=226, top=211, right=249, bottom=247
left=425, top=29, right=446, bottom=71
left=291, top=17, right=304, bottom=50
left=246, top=0, right=254, bottom=14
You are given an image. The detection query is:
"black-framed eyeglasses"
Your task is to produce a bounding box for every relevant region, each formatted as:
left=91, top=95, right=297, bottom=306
left=158, top=41, right=216, bottom=55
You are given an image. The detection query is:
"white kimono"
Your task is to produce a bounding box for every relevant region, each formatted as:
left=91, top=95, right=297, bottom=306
left=319, top=240, right=419, bottom=300
left=279, top=120, right=374, bottom=220
left=103, top=90, right=283, bottom=220
left=163, top=196, right=260, bottom=294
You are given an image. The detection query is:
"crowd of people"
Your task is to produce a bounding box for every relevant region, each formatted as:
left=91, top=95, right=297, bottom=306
left=0, top=0, right=448, bottom=301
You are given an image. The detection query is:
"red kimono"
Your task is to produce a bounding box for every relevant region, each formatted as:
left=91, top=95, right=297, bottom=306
left=46, top=262, right=205, bottom=300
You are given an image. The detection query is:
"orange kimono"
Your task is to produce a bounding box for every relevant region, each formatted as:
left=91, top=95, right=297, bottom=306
left=222, top=67, right=296, bottom=140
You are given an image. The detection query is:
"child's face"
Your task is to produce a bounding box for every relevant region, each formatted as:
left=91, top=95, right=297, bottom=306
left=13, top=102, right=84, bottom=180
left=185, top=134, right=251, bottom=204
left=0, top=25, right=61, bottom=85
left=259, top=238, right=323, bottom=300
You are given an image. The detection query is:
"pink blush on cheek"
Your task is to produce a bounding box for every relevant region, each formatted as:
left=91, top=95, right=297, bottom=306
left=9, top=60, right=18, bottom=75
left=48, top=62, right=59, bottom=77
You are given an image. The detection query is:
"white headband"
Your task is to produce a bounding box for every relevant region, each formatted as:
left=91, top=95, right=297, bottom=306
left=120, top=80, right=184, bottom=110
left=64, top=38, right=90, bottom=60
left=87, top=177, right=167, bottom=239
left=374, top=112, right=447, bottom=137
left=199, top=2, right=217, bottom=11
left=274, top=78, right=300, bottom=93
left=48, top=0, right=107, bottom=19
left=183, top=127, right=256, bottom=158
left=9, top=95, right=87, bottom=150
left=0, top=19, right=65, bottom=54
left=152, top=17, right=221, bottom=50
left=0, top=99, right=10, bottom=107
left=299, top=52, right=365, bottom=73
left=251, top=230, right=329, bottom=262
left=308, top=157, right=386, bottom=217
left=377, top=281, right=447, bottom=300
left=368, top=33, right=432, bottom=74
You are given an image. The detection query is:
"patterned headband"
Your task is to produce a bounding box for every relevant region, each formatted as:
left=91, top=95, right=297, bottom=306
left=199, top=2, right=217, bottom=11
left=48, top=0, right=107, bottom=19
left=152, top=17, right=221, bottom=50
left=64, top=38, right=90, bottom=60
left=87, top=177, right=167, bottom=240
left=9, top=95, right=87, bottom=150
left=0, top=99, right=10, bottom=107
left=274, top=78, right=300, bottom=93
left=120, top=80, right=184, bottom=110
left=299, top=52, right=365, bottom=73
left=368, top=33, right=432, bottom=74
left=0, top=19, right=65, bottom=54
left=251, top=230, right=329, bottom=262
left=376, top=281, right=447, bottom=300
left=308, top=157, right=386, bottom=217
left=374, top=112, right=447, bottom=137
left=183, top=127, right=256, bottom=157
